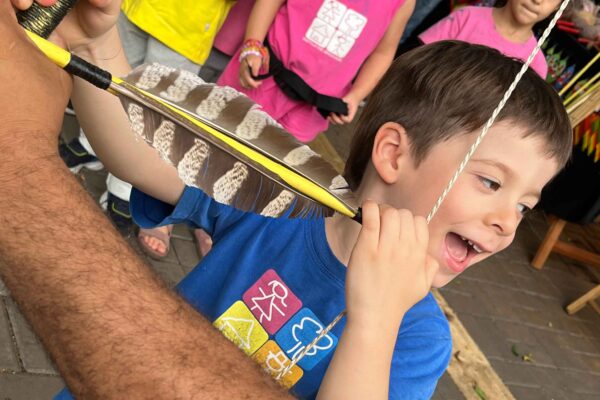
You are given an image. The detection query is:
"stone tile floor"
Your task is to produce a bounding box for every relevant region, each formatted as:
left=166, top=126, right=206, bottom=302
left=0, top=117, right=599, bottom=399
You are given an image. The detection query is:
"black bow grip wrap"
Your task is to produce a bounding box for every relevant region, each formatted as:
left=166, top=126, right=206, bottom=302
left=17, top=0, right=78, bottom=38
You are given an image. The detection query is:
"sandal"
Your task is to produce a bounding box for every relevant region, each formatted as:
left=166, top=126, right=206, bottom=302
left=137, top=225, right=173, bottom=259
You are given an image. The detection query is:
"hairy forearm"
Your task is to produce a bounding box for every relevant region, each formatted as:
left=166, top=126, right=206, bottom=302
left=0, top=131, right=289, bottom=399
left=71, top=26, right=184, bottom=205
left=316, top=319, right=400, bottom=400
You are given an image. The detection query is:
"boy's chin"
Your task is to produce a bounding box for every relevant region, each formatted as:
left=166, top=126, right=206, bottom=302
left=431, top=266, right=468, bottom=288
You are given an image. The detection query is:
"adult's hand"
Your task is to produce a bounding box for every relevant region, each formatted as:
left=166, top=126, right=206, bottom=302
left=10, top=0, right=57, bottom=10
left=11, top=0, right=121, bottom=51
left=48, top=0, right=121, bottom=52
left=0, top=0, right=71, bottom=150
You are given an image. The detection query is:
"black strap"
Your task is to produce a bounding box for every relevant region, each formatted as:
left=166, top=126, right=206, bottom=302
left=253, top=42, right=349, bottom=118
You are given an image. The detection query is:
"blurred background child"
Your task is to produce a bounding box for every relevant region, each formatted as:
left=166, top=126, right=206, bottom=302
left=217, top=0, right=416, bottom=143
left=418, top=0, right=563, bottom=78
left=200, top=0, right=255, bottom=84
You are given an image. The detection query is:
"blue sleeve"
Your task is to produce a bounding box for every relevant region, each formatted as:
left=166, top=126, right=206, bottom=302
left=388, top=300, right=452, bottom=399
left=130, top=185, right=246, bottom=238
left=53, top=387, right=73, bottom=400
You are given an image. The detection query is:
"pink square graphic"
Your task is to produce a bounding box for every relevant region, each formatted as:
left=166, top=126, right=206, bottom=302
left=243, top=269, right=302, bottom=334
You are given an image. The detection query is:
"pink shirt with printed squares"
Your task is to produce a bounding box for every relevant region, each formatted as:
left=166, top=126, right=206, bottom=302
left=218, top=0, right=404, bottom=142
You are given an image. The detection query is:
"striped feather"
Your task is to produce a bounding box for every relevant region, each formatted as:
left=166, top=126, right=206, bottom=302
left=117, top=63, right=358, bottom=219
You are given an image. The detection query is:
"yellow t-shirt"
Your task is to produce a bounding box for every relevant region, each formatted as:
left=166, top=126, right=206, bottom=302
left=121, top=0, right=234, bottom=65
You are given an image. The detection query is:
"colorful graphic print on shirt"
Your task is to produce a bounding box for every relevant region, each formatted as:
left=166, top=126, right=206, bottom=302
left=304, top=0, right=368, bottom=60
left=213, top=269, right=338, bottom=388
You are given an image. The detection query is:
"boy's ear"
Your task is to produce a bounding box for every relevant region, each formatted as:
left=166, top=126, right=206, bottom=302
left=371, top=122, right=412, bottom=184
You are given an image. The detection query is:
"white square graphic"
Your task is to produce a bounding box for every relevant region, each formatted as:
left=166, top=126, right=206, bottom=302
left=316, top=0, right=347, bottom=26
left=304, top=0, right=368, bottom=60
left=337, top=9, right=367, bottom=39
left=306, top=18, right=336, bottom=48
left=326, top=30, right=356, bottom=58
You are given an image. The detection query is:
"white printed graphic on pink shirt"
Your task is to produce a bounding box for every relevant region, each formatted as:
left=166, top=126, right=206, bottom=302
left=305, top=0, right=367, bottom=60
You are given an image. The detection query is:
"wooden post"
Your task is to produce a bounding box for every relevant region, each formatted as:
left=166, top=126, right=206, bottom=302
left=566, top=284, right=600, bottom=315
left=531, top=218, right=567, bottom=270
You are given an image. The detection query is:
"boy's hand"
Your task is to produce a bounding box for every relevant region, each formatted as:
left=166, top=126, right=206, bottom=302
left=345, top=201, right=439, bottom=333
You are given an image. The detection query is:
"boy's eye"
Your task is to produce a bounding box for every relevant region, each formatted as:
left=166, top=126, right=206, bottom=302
left=479, top=176, right=501, bottom=191
left=517, top=203, right=532, bottom=215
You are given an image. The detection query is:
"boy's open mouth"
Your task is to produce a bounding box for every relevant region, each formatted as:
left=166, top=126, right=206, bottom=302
left=444, top=232, right=484, bottom=273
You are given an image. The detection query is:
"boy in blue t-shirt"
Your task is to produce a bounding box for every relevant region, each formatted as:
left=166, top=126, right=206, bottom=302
left=56, top=22, right=571, bottom=399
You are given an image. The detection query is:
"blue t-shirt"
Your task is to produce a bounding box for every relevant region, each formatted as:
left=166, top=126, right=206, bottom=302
left=56, top=186, right=451, bottom=400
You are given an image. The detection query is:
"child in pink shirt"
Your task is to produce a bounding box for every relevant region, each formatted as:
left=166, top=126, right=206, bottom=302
left=218, top=0, right=415, bottom=142
left=419, top=0, right=562, bottom=79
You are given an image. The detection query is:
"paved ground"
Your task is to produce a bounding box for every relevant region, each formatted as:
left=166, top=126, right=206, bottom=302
left=0, top=116, right=599, bottom=399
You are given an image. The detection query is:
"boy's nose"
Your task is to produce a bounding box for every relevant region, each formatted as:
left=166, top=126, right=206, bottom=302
left=484, top=206, right=519, bottom=237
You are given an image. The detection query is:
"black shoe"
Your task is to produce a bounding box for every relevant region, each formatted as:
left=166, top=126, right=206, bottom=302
left=101, top=191, right=134, bottom=234
left=59, top=138, right=103, bottom=173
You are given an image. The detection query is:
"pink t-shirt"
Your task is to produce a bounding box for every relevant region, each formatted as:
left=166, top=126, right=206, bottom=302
left=213, top=0, right=255, bottom=56
left=218, top=0, right=405, bottom=141
left=267, top=0, right=405, bottom=97
left=419, top=6, right=548, bottom=78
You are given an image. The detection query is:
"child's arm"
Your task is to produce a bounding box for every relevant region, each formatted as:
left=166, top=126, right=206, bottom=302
left=317, top=201, right=438, bottom=399
left=59, top=23, right=185, bottom=205
left=40, top=0, right=184, bottom=205
left=239, top=0, right=286, bottom=89
left=329, top=0, right=415, bottom=125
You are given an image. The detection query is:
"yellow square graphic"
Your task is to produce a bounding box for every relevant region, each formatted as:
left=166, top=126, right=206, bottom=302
left=253, top=340, right=304, bottom=388
left=214, top=301, right=268, bottom=355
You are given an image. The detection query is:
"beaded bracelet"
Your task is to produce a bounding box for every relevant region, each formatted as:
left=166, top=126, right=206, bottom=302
left=239, top=38, right=269, bottom=67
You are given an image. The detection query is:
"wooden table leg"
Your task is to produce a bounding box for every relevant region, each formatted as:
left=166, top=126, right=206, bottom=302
left=566, top=284, right=600, bottom=315
left=531, top=218, right=567, bottom=270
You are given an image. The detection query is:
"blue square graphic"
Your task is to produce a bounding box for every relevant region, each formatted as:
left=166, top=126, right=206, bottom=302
left=274, top=308, right=338, bottom=370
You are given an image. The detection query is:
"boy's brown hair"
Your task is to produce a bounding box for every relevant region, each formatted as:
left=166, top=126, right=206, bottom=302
left=344, top=41, right=572, bottom=190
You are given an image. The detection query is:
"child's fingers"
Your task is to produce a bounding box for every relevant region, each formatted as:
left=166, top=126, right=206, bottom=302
left=328, top=113, right=344, bottom=125
left=11, top=0, right=56, bottom=9
left=355, top=200, right=380, bottom=252
left=239, top=62, right=261, bottom=89
left=11, top=0, right=34, bottom=10
left=413, top=215, right=429, bottom=248
left=360, top=200, right=380, bottom=233
left=244, top=55, right=262, bottom=78
left=378, top=206, right=403, bottom=253
left=340, top=113, right=352, bottom=124
left=397, top=208, right=416, bottom=243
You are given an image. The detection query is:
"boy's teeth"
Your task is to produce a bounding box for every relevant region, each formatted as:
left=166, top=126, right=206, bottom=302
left=461, top=235, right=483, bottom=253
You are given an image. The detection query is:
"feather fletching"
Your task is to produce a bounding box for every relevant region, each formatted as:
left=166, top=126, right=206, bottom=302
left=115, top=63, right=359, bottom=219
